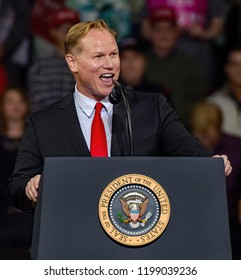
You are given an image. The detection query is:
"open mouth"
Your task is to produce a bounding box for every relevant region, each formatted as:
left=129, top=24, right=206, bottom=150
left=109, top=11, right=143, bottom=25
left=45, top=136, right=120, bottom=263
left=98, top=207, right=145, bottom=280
left=100, top=73, right=115, bottom=84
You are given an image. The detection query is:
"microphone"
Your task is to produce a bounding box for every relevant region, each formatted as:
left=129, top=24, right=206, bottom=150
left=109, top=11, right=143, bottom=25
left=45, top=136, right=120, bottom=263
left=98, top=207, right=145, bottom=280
left=108, top=80, right=123, bottom=104
left=109, top=80, right=134, bottom=156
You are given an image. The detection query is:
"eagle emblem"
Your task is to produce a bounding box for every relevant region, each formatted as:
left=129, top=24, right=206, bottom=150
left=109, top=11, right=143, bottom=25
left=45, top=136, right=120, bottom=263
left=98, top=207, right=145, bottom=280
left=118, top=191, right=152, bottom=229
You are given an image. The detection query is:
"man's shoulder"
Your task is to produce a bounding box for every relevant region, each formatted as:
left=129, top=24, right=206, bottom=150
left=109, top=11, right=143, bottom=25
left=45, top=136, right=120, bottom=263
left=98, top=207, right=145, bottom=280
left=126, top=88, right=165, bottom=101
left=30, top=93, right=73, bottom=119
left=125, top=89, right=168, bottom=111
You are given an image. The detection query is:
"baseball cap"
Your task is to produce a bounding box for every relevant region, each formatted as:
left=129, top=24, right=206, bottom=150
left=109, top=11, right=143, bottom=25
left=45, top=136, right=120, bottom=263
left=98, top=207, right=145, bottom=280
left=119, top=38, right=147, bottom=54
left=48, top=7, right=80, bottom=28
left=149, top=7, right=177, bottom=25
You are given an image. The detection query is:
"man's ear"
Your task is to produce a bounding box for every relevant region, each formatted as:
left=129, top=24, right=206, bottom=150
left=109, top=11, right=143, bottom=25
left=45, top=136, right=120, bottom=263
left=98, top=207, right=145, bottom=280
left=65, top=54, right=77, bottom=72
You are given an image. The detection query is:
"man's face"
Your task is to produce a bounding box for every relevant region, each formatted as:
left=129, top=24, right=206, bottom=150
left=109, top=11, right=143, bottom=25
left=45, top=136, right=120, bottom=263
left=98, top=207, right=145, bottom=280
left=66, top=29, right=120, bottom=101
left=120, top=49, right=146, bottom=85
left=149, top=21, right=179, bottom=55
left=225, top=51, right=241, bottom=86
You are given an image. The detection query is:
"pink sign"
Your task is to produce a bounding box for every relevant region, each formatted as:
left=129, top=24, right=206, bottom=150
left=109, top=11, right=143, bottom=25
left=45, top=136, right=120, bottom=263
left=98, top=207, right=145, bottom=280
left=147, top=0, right=208, bottom=28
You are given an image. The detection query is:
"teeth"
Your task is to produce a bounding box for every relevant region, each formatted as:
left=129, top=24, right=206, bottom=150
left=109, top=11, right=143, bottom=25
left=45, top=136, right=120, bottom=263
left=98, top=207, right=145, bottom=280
left=101, top=74, right=114, bottom=78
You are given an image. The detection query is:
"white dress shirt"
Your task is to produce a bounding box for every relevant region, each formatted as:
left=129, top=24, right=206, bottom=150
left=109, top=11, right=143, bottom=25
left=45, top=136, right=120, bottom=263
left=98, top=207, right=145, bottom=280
left=73, top=86, right=113, bottom=156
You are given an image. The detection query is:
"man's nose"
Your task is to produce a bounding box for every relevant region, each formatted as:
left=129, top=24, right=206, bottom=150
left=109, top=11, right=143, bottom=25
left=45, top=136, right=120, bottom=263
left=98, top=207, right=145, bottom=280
left=103, top=56, right=114, bottom=68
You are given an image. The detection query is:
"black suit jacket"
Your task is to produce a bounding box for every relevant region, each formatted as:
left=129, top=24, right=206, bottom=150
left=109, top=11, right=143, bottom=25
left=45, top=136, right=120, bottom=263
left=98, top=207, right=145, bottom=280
left=9, top=90, right=210, bottom=211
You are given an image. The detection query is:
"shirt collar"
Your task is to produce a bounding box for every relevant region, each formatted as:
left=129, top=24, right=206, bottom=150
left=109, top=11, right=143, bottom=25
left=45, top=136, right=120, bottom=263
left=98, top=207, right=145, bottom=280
left=74, top=85, right=113, bottom=117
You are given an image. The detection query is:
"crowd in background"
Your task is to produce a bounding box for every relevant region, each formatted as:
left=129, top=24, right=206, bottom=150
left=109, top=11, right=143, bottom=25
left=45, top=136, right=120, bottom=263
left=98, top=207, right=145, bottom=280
left=0, top=0, right=241, bottom=259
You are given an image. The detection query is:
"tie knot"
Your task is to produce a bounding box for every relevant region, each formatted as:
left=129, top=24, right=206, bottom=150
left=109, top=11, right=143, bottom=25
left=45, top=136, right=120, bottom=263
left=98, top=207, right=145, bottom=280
left=95, top=102, right=103, bottom=114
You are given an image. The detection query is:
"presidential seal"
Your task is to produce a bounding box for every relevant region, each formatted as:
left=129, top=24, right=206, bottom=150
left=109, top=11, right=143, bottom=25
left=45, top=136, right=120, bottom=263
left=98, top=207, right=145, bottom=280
left=98, top=174, right=170, bottom=246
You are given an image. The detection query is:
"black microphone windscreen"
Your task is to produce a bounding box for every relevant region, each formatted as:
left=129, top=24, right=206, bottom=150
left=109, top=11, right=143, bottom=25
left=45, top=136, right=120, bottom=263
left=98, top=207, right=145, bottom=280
left=108, top=86, right=122, bottom=104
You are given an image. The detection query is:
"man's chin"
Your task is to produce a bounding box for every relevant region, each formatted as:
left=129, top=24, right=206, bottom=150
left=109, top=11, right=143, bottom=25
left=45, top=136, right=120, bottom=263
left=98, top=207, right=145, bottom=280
left=93, top=91, right=111, bottom=101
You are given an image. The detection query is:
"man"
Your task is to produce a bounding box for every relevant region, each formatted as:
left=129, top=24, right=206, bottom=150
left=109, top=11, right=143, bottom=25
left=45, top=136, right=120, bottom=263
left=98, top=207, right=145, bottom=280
left=118, top=37, right=164, bottom=94
left=208, top=46, right=241, bottom=138
left=28, top=7, right=79, bottom=112
left=143, top=7, right=207, bottom=128
left=9, top=19, right=232, bottom=212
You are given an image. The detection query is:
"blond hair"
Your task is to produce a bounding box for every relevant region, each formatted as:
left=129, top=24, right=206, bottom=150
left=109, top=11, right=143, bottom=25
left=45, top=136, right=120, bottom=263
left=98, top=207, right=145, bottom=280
left=64, top=19, right=117, bottom=54
left=190, top=101, right=223, bottom=133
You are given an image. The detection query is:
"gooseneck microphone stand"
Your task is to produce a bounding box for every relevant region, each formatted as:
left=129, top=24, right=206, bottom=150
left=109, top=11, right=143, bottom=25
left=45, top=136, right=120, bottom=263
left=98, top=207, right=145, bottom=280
left=109, top=80, right=134, bottom=156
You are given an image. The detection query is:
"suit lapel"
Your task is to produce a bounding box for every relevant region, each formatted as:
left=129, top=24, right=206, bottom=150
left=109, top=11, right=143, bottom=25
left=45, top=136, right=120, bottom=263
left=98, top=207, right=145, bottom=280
left=56, top=95, right=91, bottom=156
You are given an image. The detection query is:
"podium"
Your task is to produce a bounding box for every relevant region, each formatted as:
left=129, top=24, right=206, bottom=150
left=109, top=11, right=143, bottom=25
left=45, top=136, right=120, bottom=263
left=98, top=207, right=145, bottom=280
left=31, top=157, right=232, bottom=259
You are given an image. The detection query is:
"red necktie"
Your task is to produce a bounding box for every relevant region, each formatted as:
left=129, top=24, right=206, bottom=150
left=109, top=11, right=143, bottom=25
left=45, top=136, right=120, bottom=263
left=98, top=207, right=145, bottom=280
left=90, top=102, right=108, bottom=157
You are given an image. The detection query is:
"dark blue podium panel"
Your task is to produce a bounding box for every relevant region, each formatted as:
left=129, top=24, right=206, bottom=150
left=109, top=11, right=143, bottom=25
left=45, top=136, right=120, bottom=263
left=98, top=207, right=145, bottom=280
left=31, top=157, right=232, bottom=260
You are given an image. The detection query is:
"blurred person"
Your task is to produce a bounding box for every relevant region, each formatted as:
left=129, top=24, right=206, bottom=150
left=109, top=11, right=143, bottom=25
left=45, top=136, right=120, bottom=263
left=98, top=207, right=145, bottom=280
left=28, top=7, right=80, bottom=112
left=31, top=0, right=66, bottom=58
left=144, top=7, right=207, bottom=128
left=175, top=0, right=229, bottom=90
left=208, top=46, right=241, bottom=138
left=190, top=100, right=241, bottom=259
left=8, top=20, right=231, bottom=216
left=0, top=0, right=33, bottom=87
left=119, top=37, right=164, bottom=94
left=143, top=0, right=229, bottom=90
left=0, top=87, right=33, bottom=259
